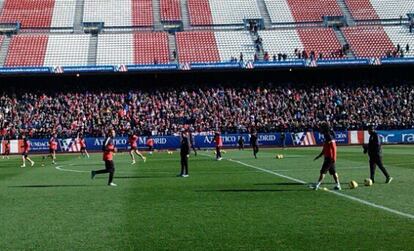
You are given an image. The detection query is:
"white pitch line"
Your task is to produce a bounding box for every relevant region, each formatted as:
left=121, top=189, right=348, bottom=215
left=227, top=158, right=414, bottom=220
left=55, top=165, right=89, bottom=173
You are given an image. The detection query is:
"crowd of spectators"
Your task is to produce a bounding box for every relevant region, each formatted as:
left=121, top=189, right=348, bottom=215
left=0, top=84, right=413, bottom=138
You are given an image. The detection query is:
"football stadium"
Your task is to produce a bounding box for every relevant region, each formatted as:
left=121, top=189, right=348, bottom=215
left=1, top=0, right=414, bottom=250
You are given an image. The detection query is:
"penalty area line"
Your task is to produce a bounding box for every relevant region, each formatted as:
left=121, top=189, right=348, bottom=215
left=227, top=158, right=414, bottom=220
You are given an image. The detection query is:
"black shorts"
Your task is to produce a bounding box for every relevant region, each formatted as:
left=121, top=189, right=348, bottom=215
left=130, top=146, right=137, bottom=151
left=49, top=149, right=56, bottom=154
left=22, top=152, right=28, bottom=158
left=105, top=160, right=115, bottom=171
left=80, top=147, right=86, bottom=151
left=321, top=158, right=336, bottom=175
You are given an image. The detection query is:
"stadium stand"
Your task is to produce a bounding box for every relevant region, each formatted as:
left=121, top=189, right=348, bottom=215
left=188, top=0, right=261, bottom=25
left=345, top=0, right=414, bottom=20
left=264, top=0, right=295, bottom=23
left=0, top=0, right=76, bottom=28
left=344, top=0, right=380, bottom=20
left=97, top=32, right=169, bottom=65
left=187, top=0, right=213, bottom=25
left=43, top=35, right=90, bottom=66
left=5, top=35, right=49, bottom=67
left=297, top=28, right=343, bottom=58
left=259, top=28, right=342, bottom=59
left=383, top=26, right=414, bottom=57
left=5, top=34, right=90, bottom=67
left=259, top=29, right=303, bottom=58
left=285, top=0, right=343, bottom=23
left=369, top=0, right=414, bottom=20
left=176, top=31, right=220, bottom=63
left=342, top=26, right=395, bottom=58
left=160, top=0, right=182, bottom=22
left=84, top=0, right=153, bottom=27
left=1, top=84, right=414, bottom=137
left=215, top=31, right=255, bottom=62
left=176, top=31, right=255, bottom=63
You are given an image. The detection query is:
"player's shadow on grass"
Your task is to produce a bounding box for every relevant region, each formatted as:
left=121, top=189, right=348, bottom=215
left=9, top=184, right=92, bottom=188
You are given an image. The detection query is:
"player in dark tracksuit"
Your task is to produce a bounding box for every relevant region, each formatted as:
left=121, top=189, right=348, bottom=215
left=91, top=129, right=118, bottom=186
left=250, top=131, right=259, bottom=159
left=189, top=130, right=197, bottom=156
left=179, top=131, right=190, bottom=177
left=238, top=136, right=245, bottom=150
left=364, top=126, right=393, bottom=184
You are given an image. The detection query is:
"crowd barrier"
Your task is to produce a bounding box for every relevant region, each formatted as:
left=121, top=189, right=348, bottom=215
left=1, top=129, right=413, bottom=154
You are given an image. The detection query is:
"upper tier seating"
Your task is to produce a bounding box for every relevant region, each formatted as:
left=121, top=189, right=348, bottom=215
left=383, top=26, right=414, bottom=57
left=343, top=26, right=395, bottom=58
left=346, top=0, right=414, bottom=20
left=176, top=31, right=220, bottom=63
left=96, top=32, right=169, bottom=65
left=187, top=0, right=213, bottom=25
left=5, top=34, right=90, bottom=67
left=188, top=0, right=261, bottom=25
left=83, top=0, right=153, bottom=27
left=160, top=0, right=181, bottom=21
left=264, top=0, right=295, bottom=23
left=259, top=28, right=342, bottom=59
left=0, top=0, right=76, bottom=28
left=285, top=0, right=343, bottom=23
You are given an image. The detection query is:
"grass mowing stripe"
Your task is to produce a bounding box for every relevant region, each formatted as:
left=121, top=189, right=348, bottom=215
left=227, top=158, right=414, bottom=220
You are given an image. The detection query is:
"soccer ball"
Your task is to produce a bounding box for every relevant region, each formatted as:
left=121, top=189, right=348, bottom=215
left=364, top=178, right=373, bottom=186
left=349, top=180, right=358, bottom=189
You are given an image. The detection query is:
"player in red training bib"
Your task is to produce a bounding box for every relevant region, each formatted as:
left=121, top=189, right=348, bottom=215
left=42, top=133, right=58, bottom=166
left=77, top=134, right=90, bottom=158
left=146, top=136, right=154, bottom=155
left=21, top=135, right=35, bottom=167
left=214, top=132, right=223, bottom=161
left=2, top=137, right=10, bottom=159
left=91, top=129, right=118, bottom=186
left=312, top=124, right=341, bottom=191
left=128, top=131, right=146, bottom=165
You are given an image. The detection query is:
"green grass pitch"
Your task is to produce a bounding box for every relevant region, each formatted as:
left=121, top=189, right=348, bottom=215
left=1, top=145, right=413, bottom=250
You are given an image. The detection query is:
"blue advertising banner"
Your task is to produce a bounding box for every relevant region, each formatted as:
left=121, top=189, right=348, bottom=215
left=316, top=59, right=369, bottom=66
left=62, top=66, right=115, bottom=73
left=126, top=64, right=178, bottom=71
left=377, top=129, right=414, bottom=144
left=26, top=130, right=413, bottom=153
left=0, top=67, right=51, bottom=74
left=253, top=60, right=305, bottom=68
left=313, top=131, right=349, bottom=145
left=190, top=62, right=241, bottom=70
left=381, top=58, right=414, bottom=65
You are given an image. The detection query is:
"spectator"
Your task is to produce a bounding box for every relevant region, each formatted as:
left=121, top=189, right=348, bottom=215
left=1, top=84, right=414, bottom=137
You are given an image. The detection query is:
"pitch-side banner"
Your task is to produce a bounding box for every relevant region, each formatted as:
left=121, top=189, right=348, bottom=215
left=4, top=130, right=413, bottom=154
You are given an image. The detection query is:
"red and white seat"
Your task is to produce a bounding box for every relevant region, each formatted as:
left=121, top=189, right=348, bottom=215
left=160, top=0, right=181, bottom=21
left=5, top=34, right=90, bottom=67
left=0, top=0, right=76, bottom=28
left=97, top=32, right=169, bottom=65
left=84, top=0, right=153, bottom=27
left=342, top=26, right=395, bottom=58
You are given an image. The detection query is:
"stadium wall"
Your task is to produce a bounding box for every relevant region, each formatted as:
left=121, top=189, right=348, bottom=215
left=2, top=130, right=413, bottom=154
